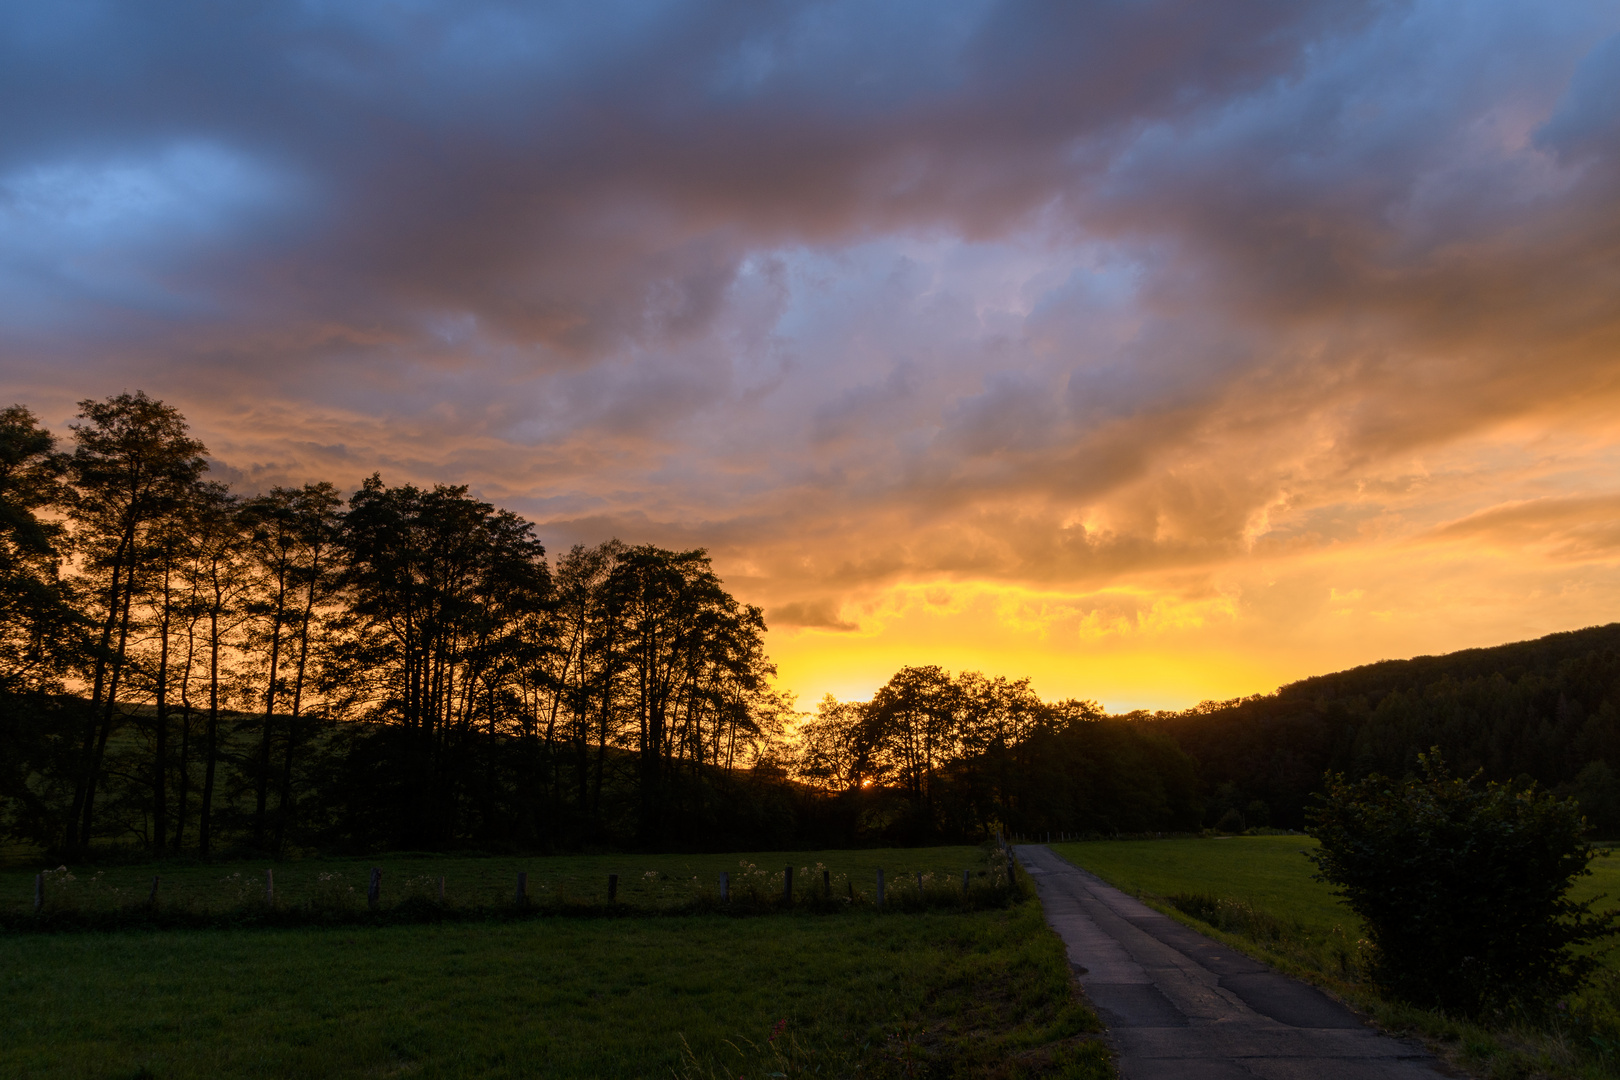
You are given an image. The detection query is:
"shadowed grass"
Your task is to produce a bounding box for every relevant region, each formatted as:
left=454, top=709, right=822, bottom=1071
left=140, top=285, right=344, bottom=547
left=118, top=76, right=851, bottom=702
left=1, top=852, right=1111, bottom=1079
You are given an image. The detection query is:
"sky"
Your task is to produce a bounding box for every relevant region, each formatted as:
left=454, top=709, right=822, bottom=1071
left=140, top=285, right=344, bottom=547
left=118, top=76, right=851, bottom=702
left=4, top=0, right=1620, bottom=712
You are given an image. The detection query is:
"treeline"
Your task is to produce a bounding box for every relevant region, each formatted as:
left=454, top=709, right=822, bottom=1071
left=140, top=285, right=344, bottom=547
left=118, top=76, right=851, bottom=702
left=0, top=392, right=1202, bottom=859
left=1157, top=623, right=1620, bottom=834
left=18, top=391, right=1603, bottom=857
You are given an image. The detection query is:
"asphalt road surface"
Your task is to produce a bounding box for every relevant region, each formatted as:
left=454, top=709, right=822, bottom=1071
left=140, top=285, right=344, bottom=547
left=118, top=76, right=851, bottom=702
left=1016, top=844, right=1451, bottom=1080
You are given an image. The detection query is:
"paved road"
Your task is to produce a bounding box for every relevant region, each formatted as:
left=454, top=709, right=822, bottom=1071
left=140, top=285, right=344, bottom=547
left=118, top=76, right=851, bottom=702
left=1017, top=845, right=1451, bottom=1080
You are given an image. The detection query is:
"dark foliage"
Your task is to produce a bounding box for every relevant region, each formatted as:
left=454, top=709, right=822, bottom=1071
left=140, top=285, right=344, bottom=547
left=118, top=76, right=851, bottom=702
left=796, top=672, right=1202, bottom=842
left=1308, top=752, right=1618, bottom=1015
left=0, top=392, right=1201, bottom=859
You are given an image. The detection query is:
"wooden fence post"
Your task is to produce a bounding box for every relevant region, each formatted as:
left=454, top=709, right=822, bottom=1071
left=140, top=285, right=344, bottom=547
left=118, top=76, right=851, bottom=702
left=34, top=872, right=43, bottom=914
left=438, top=876, right=446, bottom=903
left=515, top=872, right=528, bottom=907
left=368, top=867, right=381, bottom=910
left=608, top=873, right=618, bottom=903
left=783, top=866, right=793, bottom=906
left=265, top=869, right=274, bottom=906
left=962, top=869, right=970, bottom=894
left=149, top=875, right=160, bottom=908
left=822, top=869, right=830, bottom=899
left=719, top=871, right=729, bottom=902
left=876, top=868, right=885, bottom=910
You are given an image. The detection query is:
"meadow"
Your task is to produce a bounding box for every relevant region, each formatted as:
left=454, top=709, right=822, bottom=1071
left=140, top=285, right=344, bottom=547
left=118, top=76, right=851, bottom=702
left=1054, top=836, right=1620, bottom=1079
left=0, top=846, right=1110, bottom=1080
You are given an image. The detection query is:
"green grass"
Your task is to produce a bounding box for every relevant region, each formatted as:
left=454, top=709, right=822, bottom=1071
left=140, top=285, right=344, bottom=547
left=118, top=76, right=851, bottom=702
left=1054, top=836, right=1350, bottom=930
left=4, top=847, right=1004, bottom=923
left=1054, top=836, right=1620, bottom=1080
left=0, top=849, right=1111, bottom=1079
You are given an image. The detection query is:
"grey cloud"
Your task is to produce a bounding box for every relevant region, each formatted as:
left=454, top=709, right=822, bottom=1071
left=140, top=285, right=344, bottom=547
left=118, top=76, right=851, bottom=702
left=769, top=599, right=859, bottom=632
left=1538, top=32, right=1620, bottom=162
left=2, top=0, right=1619, bottom=617
left=0, top=0, right=1382, bottom=350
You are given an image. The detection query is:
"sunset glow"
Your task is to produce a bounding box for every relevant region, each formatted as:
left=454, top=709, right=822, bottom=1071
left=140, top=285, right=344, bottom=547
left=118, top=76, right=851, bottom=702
left=5, top=1, right=1619, bottom=712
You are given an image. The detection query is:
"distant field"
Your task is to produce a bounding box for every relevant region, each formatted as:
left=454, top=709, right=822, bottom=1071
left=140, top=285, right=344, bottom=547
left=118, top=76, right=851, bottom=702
left=1055, top=836, right=1349, bottom=930
left=3, top=846, right=998, bottom=919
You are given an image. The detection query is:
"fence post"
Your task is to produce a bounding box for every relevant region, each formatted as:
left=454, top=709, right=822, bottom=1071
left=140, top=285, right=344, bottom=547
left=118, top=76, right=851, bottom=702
left=265, top=869, right=274, bottom=906
left=438, top=876, right=446, bottom=903
left=608, top=873, right=618, bottom=903
left=823, top=869, right=830, bottom=899
left=149, top=875, right=160, bottom=908
left=783, top=866, right=793, bottom=906
left=34, top=872, right=43, bottom=914
left=962, top=869, right=970, bottom=894
left=876, top=868, right=885, bottom=910
left=720, top=870, right=730, bottom=902
left=515, top=872, right=528, bottom=907
left=368, top=867, right=381, bottom=910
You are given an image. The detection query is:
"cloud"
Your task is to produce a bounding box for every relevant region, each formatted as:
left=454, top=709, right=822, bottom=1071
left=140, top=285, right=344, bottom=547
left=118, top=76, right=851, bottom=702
left=1426, top=495, right=1620, bottom=561
left=769, top=599, right=859, bottom=633
left=3, top=0, right=1620, bottom=707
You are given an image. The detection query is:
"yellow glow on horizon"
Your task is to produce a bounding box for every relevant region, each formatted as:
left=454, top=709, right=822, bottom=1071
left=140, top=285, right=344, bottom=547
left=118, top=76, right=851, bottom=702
left=758, top=521, right=1620, bottom=714
left=764, top=579, right=1280, bottom=713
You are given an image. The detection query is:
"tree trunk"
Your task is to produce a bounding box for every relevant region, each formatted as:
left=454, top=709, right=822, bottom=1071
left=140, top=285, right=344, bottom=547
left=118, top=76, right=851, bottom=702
left=254, top=560, right=288, bottom=848
left=198, top=605, right=220, bottom=858
left=67, top=528, right=133, bottom=852
left=152, top=552, right=174, bottom=851
left=79, top=560, right=137, bottom=850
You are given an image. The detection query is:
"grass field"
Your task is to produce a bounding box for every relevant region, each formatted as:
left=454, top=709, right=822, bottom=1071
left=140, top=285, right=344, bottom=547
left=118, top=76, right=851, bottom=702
left=1053, top=836, right=1620, bottom=1079
left=0, top=847, right=1110, bottom=1080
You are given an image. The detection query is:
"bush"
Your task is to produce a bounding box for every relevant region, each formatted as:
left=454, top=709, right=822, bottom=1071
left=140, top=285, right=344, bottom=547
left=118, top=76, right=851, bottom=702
left=1308, top=750, right=1617, bottom=1016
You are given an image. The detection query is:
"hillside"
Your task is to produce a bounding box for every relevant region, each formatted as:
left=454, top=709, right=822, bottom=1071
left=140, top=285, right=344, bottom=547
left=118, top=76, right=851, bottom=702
left=1155, top=623, right=1620, bottom=832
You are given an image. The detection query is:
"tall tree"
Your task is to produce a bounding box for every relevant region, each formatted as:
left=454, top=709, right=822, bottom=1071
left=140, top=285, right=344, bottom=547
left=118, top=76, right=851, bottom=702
left=241, top=482, right=343, bottom=850
left=865, top=665, right=959, bottom=834
left=0, top=407, right=81, bottom=851
left=64, top=392, right=206, bottom=853
left=268, top=482, right=344, bottom=857
left=140, top=492, right=198, bottom=852
left=542, top=541, right=624, bottom=841
left=0, top=405, right=74, bottom=694
left=189, top=483, right=256, bottom=858
left=602, top=546, right=771, bottom=846
left=336, top=476, right=550, bottom=847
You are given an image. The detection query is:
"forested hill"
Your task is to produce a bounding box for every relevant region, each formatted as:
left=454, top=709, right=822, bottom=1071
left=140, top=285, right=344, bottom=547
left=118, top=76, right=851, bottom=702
left=1157, top=623, right=1620, bottom=833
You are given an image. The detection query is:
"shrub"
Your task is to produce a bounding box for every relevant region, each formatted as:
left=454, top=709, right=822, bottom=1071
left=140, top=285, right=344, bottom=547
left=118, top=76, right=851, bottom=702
left=1308, top=750, right=1617, bottom=1016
